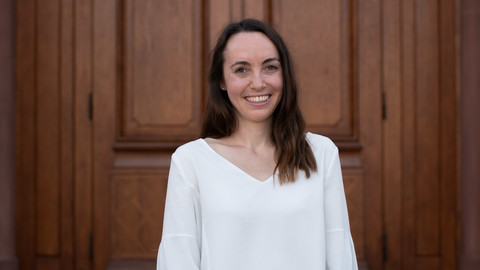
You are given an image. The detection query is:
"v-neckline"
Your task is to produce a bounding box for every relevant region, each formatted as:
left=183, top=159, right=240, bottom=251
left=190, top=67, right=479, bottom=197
left=199, top=139, right=274, bottom=183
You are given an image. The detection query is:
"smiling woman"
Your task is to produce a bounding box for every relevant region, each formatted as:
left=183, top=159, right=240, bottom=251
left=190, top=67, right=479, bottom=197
left=220, top=32, right=283, bottom=127
left=156, top=19, right=358, bottom=270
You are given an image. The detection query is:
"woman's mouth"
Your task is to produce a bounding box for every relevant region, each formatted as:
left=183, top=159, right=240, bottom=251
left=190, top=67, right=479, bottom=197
left=245, top=95, right=270, bottom=103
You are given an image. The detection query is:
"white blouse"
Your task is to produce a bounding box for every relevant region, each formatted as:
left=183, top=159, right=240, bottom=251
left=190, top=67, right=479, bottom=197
left=157, top=133, right=358, bottom=270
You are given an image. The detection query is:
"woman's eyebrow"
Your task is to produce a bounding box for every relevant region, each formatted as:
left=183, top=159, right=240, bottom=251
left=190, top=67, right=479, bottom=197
left=230, top=57, right=280, bottom=68
left=230, top=61, right=250, bottom=68
left=262, top=57, right=280, bottom=64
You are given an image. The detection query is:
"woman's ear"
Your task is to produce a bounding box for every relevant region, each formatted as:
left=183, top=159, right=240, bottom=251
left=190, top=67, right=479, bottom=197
left=220, top=80, right=226, bottom=91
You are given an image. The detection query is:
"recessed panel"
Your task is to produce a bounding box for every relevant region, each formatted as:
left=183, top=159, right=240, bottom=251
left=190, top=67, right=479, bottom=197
left=273, top=0, right=354, bottom=137
left=122, top=0, right=202, bottom=139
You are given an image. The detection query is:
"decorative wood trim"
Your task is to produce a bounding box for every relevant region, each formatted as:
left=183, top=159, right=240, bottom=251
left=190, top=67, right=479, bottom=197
left=460, top=0, right=480, bottom=269
left=0, top=0, right=16, bottom=267
left=382, top=1, right=403, bottom=267
left=59, top=0, right=75, bottom=268
left=439, top=0, right=459, bottom=269
left=36, top=0, right=61, bottom=256
left=74, top=0, right=94, bottom=268
left=16, top=0, right=36, bottom=269
left=400, top=0, right=417, bottom=268
left=93, top=0, right=117, bottom=269
left=16, top=0, right=77, bottom=269
left=358, top=0, right=383, bottom=269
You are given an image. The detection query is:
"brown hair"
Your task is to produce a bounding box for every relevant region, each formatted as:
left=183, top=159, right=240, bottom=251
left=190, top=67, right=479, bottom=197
left=201, top=19, right=317, bottom=184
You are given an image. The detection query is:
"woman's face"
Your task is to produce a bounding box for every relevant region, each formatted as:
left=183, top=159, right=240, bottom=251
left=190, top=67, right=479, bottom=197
left=221, top=32, right=283, bottom=126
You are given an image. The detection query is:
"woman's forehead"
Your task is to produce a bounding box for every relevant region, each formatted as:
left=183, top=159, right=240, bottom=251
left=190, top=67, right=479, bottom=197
left=223, top=32, right=279, bottom=62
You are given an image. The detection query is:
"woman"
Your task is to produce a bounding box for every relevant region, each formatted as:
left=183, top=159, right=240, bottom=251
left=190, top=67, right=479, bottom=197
left=157, top=19, right=358, bottom=270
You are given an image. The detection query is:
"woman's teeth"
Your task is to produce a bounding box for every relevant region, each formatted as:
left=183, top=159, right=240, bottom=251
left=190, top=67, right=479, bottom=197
left=246, top=95, right=269, bottom=103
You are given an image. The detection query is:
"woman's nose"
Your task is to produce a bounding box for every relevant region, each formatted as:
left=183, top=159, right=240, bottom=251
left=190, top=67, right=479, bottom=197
left=250, top=72, right=265, bottom=90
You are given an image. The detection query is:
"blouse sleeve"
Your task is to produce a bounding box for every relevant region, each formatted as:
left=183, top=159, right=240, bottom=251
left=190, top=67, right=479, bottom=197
left=157, top=153, right=202, bottom=270
left=324, top=146, right=358, bottom=270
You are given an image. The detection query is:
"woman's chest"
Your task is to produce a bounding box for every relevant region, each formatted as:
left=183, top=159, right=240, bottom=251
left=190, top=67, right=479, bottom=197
left=196, top=165, right=325, bottom=223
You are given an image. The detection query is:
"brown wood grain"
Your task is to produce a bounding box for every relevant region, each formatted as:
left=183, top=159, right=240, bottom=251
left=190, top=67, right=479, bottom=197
left=439, top=1, right=459, bottom=270
left=35, top=257, right=61, bottom=270
left=460, top=0, right=480, bottom=270
left=273, top=0, right=354, bottom=137
left=358, top=0, right=383, bottom=269
left=106, top=259, right=156, bottom=270
left=110, top=171, right=168, bottom=258
left=415, top=0, right=441, bottom=256
left=122, top=0, right=203, bottom=141
left=244, top=0, right=268, bottom=21
left=382, top=0, right=403, bottom=268
left=208, top=0, right=230, bottom=51
left=60, top=0, right=74, bottom=269
left=93, top=0, right=117, bottom=269
left=74, top=0, right=94, bottom=269
left=16, top=0, right=37, bottom=269
left=401, top=0, right=417, bottom=268
left=0, top=0, right=16, bottom=268
left=36, top=0, right=61, bottom=256
left=398, top=0, right=459, bottom=269
left=343, top=169, right=365, bottom=261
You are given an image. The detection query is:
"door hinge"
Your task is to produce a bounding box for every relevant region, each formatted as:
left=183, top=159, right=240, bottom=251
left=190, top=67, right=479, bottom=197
left=382, top=92, right=387, bottom=120
left=88, top=92, right=93, bottom=120
left=382, top=232, right=388, bottom=261
left=89, top=232, right=93, bottom=261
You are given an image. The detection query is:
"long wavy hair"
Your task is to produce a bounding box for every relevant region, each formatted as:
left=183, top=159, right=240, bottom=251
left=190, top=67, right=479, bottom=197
left=201, top=19, right=317, bottom=184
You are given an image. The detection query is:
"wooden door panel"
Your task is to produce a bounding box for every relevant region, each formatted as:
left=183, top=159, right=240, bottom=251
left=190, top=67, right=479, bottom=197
left=121, top=0, right=203, bottom=141
left=383, top=0, right=458, bottom=269
left=273, top=0, right=355, bottom=137
left=110, top=170, right=168, bottom=259
left=16, top=0, right=76, bottom=269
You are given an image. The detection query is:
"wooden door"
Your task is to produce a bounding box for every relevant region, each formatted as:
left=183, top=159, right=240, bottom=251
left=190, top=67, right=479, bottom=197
left=15, top=0, right=458, bottom=270
left=90, top=0, right=381, bottom=269
left=381, top=1, right=458, bottom=269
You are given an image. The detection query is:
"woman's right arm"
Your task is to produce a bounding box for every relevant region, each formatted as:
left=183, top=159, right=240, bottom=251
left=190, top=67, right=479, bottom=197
left=157, top=154, right=201, bottom=270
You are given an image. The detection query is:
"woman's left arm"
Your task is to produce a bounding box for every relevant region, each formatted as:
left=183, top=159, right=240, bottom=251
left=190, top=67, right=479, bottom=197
left=324, top=146, right=358, bottom=270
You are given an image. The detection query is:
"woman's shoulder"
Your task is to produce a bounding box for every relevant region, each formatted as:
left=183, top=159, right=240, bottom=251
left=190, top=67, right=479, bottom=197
left=306, top=132, right=337, bottom=152
left=172, top=138, right=207, bottom=160
left=306, top=133, right=339, bottom=172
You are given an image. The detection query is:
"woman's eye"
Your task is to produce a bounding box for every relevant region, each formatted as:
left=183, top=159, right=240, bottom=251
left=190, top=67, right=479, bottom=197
left=235, top=67, right=247, bottom=73
left=266, top=65, right=279, bottom=71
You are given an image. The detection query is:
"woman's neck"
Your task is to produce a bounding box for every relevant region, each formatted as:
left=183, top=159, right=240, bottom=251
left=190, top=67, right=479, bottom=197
left=227, top=120, right=273, bottom=151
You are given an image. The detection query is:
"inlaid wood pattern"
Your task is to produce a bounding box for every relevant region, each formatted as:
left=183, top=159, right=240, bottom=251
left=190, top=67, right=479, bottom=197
left=111, top=172, right=169, bottom=258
